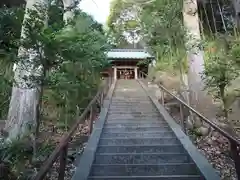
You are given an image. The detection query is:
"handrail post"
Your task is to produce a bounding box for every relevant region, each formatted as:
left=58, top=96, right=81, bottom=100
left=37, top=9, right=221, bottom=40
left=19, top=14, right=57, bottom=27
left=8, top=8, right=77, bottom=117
left=58, top=143, right=68, bottom=180
left=161, top=90, right=164, bottom=105
left=100, top=91, right=104, bottom=107
left=230, top=142, right=240, bottom=180
left=89, top=105, right=94, bottom=135
left=179, top=103, right=185, bottom=133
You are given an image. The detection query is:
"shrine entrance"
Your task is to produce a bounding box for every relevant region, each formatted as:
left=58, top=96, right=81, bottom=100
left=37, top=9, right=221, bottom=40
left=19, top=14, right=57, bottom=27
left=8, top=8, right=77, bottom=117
left=117, top=68, right=135, bottom=79
left=113, top=66, right=138, bottom=80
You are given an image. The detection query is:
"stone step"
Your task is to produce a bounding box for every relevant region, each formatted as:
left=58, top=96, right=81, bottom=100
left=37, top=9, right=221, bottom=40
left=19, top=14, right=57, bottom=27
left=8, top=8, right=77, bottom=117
left=111, top=99, right=150, bottom=101
left=96, top=145, right=186, bottom=154
left=111, top=97, right=149, bottom=100
left=102, top=126, right=171, bottom=133
left=109, top=108, right=154, bottom=111
left=103, top=124, right=169, bottom=129
left=107, top=115, right=161, bottom=119
left=108, top=108, right=158, bottom=111
left=88, top=175, right=202, bottom=180
left=108, top=112, right=160, bottom=116
left=111, top=100, right=149, bottom=102
left=90, top=163, right=200, bottom=176
left=110, top=104, right=153, bottom=107
left=112, top=101, right=152, bottom=104
left=111, top=100, right=150, bottom=102
left=106, top=118, right=163, bottom=122
left=106, top=121, right=163, bottom=124
left=108, top=109, right=158, bottom=113
left=104, top=122, right=167, bottom=127
left=94, top=153, right=192, bottom=164
left=100, top=131, right=174, bottom=138
left=111, top=101, right=151, bottom=104
left=111, top=100, right=153, bottom=103
left=98, top=137, right=180, bottom=146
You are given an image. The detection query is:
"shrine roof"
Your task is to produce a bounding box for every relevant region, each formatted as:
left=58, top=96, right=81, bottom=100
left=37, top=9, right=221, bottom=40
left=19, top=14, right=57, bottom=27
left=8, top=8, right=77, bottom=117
left=107, top=49, right=154, bottom=60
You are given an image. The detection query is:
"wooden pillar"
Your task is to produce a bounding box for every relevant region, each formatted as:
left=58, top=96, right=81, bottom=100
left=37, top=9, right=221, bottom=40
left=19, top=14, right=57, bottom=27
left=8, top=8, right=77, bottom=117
left=134, top=67, right=138, bottom=79
left=114, top=67, right=117, bottom=80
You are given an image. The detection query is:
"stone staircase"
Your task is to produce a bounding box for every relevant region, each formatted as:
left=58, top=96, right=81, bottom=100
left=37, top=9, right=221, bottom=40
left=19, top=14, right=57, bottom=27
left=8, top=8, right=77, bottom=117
left=72, top=80, right=219, bottom=180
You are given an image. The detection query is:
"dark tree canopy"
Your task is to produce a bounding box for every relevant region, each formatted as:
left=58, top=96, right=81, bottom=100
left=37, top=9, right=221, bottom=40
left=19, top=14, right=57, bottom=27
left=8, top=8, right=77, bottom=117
left=0, top=0, right=25, bottom=8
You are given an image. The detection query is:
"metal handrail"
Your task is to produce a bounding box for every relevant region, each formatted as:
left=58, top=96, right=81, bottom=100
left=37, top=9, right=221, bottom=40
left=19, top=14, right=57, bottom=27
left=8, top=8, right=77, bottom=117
left=32, top=77, right=113, bottom=180
left=160, top=83, right=240, bottom=144
left=138, top=71, right=240, bottom=179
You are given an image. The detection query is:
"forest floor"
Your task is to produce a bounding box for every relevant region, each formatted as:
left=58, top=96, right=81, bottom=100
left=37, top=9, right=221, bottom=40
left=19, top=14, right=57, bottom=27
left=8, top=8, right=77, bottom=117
left=33, top=113, right=99, bottom=180
left=0, top=109, right=97, bottom=180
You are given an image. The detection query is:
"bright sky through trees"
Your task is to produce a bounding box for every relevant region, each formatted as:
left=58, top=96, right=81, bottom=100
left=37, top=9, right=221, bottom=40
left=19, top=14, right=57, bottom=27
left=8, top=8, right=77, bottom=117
left=79, top=0, right=111, bottom=24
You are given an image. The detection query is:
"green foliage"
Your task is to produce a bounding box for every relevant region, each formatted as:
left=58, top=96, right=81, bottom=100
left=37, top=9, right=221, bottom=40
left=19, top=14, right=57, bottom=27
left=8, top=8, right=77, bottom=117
left=44, top=11, right=109, bottom=128
left=0, top=136, right=55, bottom=179
left=0, top=6, right=24, bottom=57
left=0, top=7, right=24, bottom=119
left=0, top=2, right=110, bottom=178
left=107, top=0, right=186, bottom=71
left=202, top=36, right=240, bottom=118
left=140, top=0, right=186, bottom=71
left=107, top=0, right=141, bottom=46
left=230, top=38, right=240, bottom=67
left=0, top=2, right=110, bottom=122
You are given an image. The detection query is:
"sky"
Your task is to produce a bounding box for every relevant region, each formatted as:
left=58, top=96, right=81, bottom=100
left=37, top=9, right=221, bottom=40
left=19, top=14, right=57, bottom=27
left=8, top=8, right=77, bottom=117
left=79, top=0, right=111, bottom=24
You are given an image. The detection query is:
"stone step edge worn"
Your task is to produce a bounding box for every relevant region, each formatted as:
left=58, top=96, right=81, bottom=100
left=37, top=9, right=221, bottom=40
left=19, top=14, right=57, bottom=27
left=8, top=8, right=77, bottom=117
left=101, top=131, right=171, bottom=133
left=95, top=152, right=187, bottom=155
left=98, top=144, right=181, bottom=147
left=92, top=163, right=195, bottom=166
left=88, top=175, right=202, bottom=178
left=99, top=137, right=177, bottom=140
left=103, top=125, right=169, bottom=128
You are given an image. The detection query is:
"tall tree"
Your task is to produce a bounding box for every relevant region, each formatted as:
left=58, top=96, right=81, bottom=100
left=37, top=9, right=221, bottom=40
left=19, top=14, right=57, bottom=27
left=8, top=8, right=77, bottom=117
left=62, top=0, right=75, bottom=22
left=5, top=0, right=49, bottom=140
left=107, top=0, right=141, bottom=47
left=183, top=0, right=205, bottom=104
left=232, top=0, right=240, bottom=29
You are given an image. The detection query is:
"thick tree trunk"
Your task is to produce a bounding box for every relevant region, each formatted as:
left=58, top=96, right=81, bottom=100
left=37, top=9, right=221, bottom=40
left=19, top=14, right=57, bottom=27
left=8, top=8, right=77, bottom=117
left=4, top=0, right=48, bottom=140
left=183, top=0, right=207, bottom=124
left=62, top=0, right=75, bottom=22
left=232, top=0, right=240, bottom=29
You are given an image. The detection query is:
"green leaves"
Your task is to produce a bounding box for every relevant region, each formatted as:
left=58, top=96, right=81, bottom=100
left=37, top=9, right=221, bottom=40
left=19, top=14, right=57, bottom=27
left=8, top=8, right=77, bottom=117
left=0, top=2, right=110, bottom=178
left=0, top=6, right=23, bottom=118
left=202, top=36, right=240, bottom=118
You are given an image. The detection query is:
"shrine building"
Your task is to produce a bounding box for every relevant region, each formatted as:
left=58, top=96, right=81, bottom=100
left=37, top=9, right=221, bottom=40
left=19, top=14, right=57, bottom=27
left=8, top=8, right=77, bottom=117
left=102, top=49, right=154, bottom=80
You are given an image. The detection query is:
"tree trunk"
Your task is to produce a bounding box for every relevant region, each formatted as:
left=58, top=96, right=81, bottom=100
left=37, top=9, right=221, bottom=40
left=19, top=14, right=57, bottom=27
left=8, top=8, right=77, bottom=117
left=62, top=0, right=75, bottom=22
left=4, top=0, right=48, bottom=140
left=183, top=0, right=207, bottom=124
left=232, top=0, right=240, bottom=30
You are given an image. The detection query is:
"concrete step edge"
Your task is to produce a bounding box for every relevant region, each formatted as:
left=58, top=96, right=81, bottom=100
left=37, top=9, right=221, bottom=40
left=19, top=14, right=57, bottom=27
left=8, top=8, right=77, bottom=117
left=100, top=137, right=178, bottom=140
left=101, top=131, right=173, bottom=134
left=92, top=163, right=196, bottom=166
left=95, top=152, right=187, bottom=155
left=98, top=144, right=182, bottom=147
left=88, top=175, right=201, bottom=178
